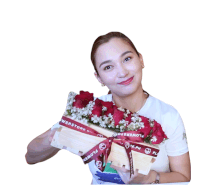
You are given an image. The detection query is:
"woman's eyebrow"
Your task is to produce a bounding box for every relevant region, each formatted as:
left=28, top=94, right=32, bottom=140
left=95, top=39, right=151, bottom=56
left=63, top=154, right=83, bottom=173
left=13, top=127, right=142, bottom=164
left=121, top=51, right=133, bottom=57
left=99, top=60, right=112, bottom=68
left=99, top=51, right=133, bottom=68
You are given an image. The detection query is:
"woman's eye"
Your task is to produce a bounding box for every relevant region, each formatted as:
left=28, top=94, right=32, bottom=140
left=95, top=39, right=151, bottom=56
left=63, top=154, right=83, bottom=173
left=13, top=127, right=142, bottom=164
left=104, top=66, right=111, bottom=70
left=124, top=57, right=131, bottom=62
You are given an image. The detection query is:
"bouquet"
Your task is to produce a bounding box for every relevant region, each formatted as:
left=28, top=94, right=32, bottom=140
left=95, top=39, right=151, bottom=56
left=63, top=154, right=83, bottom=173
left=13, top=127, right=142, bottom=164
left=51, top=91, right=168, bottom=176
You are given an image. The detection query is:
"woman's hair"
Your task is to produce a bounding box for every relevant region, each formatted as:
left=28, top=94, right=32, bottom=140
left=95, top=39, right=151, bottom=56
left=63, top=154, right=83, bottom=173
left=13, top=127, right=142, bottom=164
left=91, top=31, right=140, bottom=76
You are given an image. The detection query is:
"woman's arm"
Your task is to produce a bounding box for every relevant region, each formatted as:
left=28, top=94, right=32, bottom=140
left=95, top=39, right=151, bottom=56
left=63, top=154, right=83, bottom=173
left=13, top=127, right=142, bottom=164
left=25, top=128, right=60, bottom=164
left=158, top=152, right=191, bottom=183
left=110, top=151, right=191, bottom=184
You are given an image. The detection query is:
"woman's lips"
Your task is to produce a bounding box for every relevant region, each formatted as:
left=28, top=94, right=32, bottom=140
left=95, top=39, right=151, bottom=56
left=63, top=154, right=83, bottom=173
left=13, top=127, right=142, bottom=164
left=118, top=76, right=134, bottom=85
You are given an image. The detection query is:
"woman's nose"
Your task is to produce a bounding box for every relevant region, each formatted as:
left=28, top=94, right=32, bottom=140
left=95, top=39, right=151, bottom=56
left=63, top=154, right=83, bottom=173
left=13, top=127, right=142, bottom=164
left=117, top=63, right=129, bottom=78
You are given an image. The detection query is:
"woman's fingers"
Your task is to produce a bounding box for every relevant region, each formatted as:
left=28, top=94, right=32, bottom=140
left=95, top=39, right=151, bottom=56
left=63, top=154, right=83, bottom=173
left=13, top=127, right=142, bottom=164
left=110, top=164, right=129, bottom=173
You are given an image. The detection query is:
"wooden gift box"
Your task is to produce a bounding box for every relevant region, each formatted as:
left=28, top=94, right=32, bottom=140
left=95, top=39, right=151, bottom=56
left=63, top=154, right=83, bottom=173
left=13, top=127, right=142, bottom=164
left=51, top=116, right=159, bottom=175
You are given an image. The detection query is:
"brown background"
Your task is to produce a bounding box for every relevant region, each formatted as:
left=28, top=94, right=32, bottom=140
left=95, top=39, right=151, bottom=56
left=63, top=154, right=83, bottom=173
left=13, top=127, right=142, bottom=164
left=0, top=0, right=200, bottom=193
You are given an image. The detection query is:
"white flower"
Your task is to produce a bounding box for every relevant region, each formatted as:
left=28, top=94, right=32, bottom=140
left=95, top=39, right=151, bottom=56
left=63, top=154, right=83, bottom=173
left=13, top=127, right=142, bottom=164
left=81, top=118, right=88, bottom=124
left=131, top=117, right=136, bottom=123
left=67, top=100, right=73, bottom=107
left=71, top=107, right=77, bottom=113
left=85, top=102, right=95, bottom=115
left=102, top=115, right=109, bottom=124
left=78, top=108, right=83, bottom=113
left=69, top=91, right=76, bottom=97
left=66, top=105, right=71, bottom=110
left=99, top=121, right=106, bottom=128
left=124, top=113, right=128, bottom=118
left=108, top=113, right=113, bottom=120
left=127, top=122, right=140, bottom=131
left=132, top=112, right=139, bottom=117
left=82, top=108, right=90, bottom=116
left=127, top=122, right=137, bottom=131
left=151, top=136, right=157, bottom=142
left=136, top=117, right=142, bottom=122
left=117, top=107, right=125, bottom=112
left=71, top=113, right=77, bottom=120
left=102, top=106, right=107, bottom=112
left=135, top=123, right=140, bottom=129
left=150, top=123, right=154, bottom=127
left=67, top=92, right=76, bottom=103
left=119, top=119, right=126, bottom=125
left=91, top=115, right=100, bottom=123
left=120, top=125, right=125, bottom=132
left=108, top=121, right=115, bottom=128
left=140, top=122, right=144, bottom=128
left=87, top=101, right=95, bottom=108
left=77, top=114, right=83, bottom=120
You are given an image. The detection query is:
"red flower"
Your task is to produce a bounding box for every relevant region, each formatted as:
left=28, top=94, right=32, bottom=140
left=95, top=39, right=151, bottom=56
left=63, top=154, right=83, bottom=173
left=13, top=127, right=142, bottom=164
left=113, top=105, right=124, bottom=126
left=132, top=116, right=150, bottom=138
left=140, top=116, right=151, bottom=126
left=73, top=91, right=94, bottom=108
left=150, top=121, right=168, bottom=144
left=91, top=98, right=103, bottom=117
left=138, top=126, right=152, bottom=139
left=101, top=101, right=114, bottom=116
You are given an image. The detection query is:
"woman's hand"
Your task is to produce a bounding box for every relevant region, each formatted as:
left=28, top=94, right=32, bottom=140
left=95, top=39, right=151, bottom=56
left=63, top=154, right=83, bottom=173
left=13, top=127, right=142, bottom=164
left=110, top=164, right=157, bottom=184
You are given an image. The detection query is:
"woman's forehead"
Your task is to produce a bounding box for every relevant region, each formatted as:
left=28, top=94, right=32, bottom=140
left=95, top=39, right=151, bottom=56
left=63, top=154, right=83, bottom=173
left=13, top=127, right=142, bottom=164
left=98, top=38, right=132, bottom=52
left=95, top=38, right=134, bottom=64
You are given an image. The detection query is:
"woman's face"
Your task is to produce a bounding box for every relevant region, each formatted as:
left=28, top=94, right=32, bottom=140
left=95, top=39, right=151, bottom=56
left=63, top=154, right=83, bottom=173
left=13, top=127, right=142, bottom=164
left=94, top=38, right=144, bottom=97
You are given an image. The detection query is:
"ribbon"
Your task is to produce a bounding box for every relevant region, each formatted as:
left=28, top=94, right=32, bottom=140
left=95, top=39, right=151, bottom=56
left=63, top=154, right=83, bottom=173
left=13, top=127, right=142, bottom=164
left=59, top=116, right=159, bottom=178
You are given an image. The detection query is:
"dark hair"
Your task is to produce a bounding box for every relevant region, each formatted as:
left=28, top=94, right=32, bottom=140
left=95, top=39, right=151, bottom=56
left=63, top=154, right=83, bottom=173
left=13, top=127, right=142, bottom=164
left=91, top=31, right=140, bottom=76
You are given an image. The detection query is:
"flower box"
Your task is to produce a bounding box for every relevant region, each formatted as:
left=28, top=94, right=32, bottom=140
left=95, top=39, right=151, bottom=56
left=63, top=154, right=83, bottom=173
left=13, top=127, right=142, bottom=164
left=50, top=91, right=167, bottom=176
left=51, top=115, right=159, bottom=175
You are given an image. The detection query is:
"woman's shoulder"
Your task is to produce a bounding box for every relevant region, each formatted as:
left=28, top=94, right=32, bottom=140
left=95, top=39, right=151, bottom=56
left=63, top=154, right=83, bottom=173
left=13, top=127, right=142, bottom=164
left=149, top=95, right=182, bottom=129
left=149, top=95, right=179, bottom=116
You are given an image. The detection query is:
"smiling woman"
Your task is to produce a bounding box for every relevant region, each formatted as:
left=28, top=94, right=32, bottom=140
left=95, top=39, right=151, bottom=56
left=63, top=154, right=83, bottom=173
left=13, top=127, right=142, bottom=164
left=87, top=32, right=191, bottom=185
left=91, top=32, right=147, bottom=112
left=25, top=31, right=191, bottom=185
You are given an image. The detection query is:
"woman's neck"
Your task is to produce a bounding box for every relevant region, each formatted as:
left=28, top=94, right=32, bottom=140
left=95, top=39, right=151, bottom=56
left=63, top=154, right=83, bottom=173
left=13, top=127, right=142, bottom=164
left=112, top=87, right=148, bottom=113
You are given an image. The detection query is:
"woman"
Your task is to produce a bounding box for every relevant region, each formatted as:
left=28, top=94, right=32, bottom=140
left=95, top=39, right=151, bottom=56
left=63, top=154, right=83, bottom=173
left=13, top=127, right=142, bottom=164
left=88, top=32, right=191, bottom=184
left=25, top=32, right=191, bottom=185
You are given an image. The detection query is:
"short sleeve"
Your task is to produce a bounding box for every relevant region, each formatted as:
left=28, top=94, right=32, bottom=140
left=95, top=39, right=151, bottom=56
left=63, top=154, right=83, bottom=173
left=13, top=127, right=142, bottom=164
left=165, top=114, right=189, bottom=156
left=50, top=122, right=60, bottom=131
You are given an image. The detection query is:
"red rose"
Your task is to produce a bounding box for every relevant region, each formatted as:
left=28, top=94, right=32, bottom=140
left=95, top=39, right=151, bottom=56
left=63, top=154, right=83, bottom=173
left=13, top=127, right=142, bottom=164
left=150, top=121, right=168, bottom=144
left=113, top=105, right=124, bottom=126
left=140, top=116, right=151, bottom=126
left=73, top=91, right=94, bottom=108
left=91, top=98, right=103, bottom=117
left=101, top=101, right=114, bottom=116
left=138, top=126, right=151, bottom=138
left=134, top=116, right=151, bottom=138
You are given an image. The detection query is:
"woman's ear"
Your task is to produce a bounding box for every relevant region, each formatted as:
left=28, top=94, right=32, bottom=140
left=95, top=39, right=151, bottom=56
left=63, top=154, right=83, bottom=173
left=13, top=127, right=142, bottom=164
left=94, top=72, right=104, bottom=84
left=138, top=53, right=145, bottom=68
